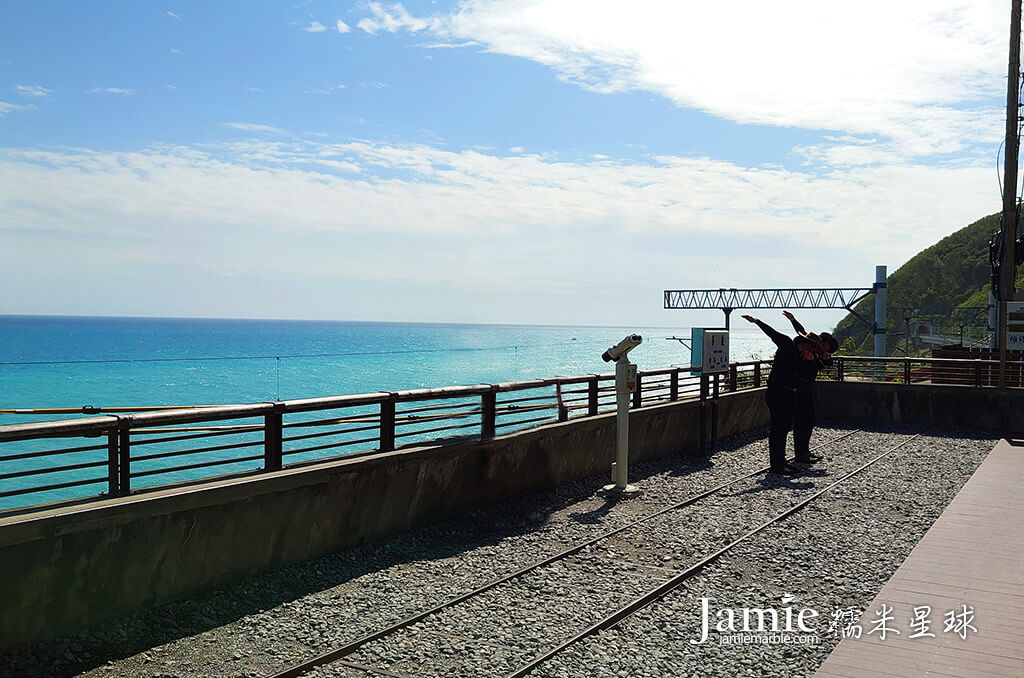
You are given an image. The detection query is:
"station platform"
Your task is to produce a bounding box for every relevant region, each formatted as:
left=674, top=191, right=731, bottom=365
left=815, top=438, right=1024, bottom=678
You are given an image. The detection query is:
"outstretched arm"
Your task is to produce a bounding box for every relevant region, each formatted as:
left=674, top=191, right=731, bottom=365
left=782, top=310, right=806, bottom=336
left=742, top=315, right=790, bottom=347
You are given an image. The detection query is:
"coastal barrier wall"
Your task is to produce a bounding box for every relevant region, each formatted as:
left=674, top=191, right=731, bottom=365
left=0, top=387, right=767, bottom=650
left=816, top=381, right=1024, bottom=434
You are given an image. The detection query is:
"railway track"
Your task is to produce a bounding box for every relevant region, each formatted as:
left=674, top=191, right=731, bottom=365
left=266, top=429, right=918, bottom=678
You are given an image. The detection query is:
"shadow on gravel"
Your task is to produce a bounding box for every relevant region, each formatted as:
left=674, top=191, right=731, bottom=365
left=666, top=427, right=766, bottom=479
left=567, top=498, right=616, bottom=525
left=0, top=426, right=783, bottom=677
left=727, top=475, right=815, bottom=495
left=793, top=466, right=830, bottom=478
left=667, top=451, right=715, bottom=477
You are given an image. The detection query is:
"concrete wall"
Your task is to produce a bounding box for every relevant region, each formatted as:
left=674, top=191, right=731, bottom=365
left=816, top=381, right=1024, bottom=435
left=0, top=389, right=768, bottom=649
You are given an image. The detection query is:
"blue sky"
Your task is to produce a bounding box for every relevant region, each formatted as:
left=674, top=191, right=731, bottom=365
left=0, top=1, right=1014, bottom=327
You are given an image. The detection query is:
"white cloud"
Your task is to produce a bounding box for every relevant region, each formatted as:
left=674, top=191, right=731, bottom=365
left=15, top=84, right=52, bottom=97
left=89, top=87, right=135, bottom=95
left=165, top=11, right=181, bottom=20
left=304, top=21, right=328, bottom=33
left=222, top=122, right=289, bottom=134
left=336, top=19, right=351, bottom=34
left=305, top=84, right=347, bottom=95
left=355, top=1, right=1007, bottom=160
left=0, top=101, right=33, bottom=116
left=170, top=48, right=184, bottom=55
left=416, top=41, right=479, bottom=49
left=0, top=140, right=996, bottom=288
left=357, top=2, right=440, bottom=34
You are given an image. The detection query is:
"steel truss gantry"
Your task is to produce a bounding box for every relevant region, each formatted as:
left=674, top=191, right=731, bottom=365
left=663, top=287, right=876, bottom=328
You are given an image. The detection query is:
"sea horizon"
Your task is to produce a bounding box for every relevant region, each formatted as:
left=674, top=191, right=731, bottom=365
left=0, top=315, right=780, bottom=413
left=0, top=315, right=780, bottom=509
left=0, top=313, right=703, bottom=331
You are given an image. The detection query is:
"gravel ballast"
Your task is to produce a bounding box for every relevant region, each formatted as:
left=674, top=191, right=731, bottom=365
left=0, top=424, right=996, bottom=678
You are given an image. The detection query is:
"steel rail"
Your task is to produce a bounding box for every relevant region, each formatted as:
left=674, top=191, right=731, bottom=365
left=0, top=474, right=108, bottom=499
left=280, top=423, right=381, bottom=444
left=393, top=420, right=480, bottom=440
left=263, top=429, right=860, bottom=678
left=0, top=440, right=108, bottom=462
left=131, top=452, right=265, bottom=479
left=504, top=432, right=922, bottom=678
left=281, top=436, right=380, bottom=457
left=493, top=415, right=556, bottom=429
left=334, top=659, right=414, bottom=678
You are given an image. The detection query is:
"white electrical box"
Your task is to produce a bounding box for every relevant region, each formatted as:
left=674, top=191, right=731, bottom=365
left=690, top=328, right=730, bottom=374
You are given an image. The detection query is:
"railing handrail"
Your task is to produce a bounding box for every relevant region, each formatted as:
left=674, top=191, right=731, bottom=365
left=839, top=355, right=1024, bottom=365
left=3, top=352, right=1023, bottom=512
left=4, top=355, right=1023, bottom=442
left=0, top=416, right=120, bottom=443
left=0, top=364, right=721, bottom=438
left=1, top=361, right=764, bottom=510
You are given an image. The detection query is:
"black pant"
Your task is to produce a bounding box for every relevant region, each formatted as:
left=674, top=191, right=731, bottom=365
left=766, top=386, right=796, bottom=470
left=793, top=387, right=816, bottom=461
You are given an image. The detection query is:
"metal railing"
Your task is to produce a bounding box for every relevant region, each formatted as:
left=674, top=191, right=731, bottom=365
left=830, top=355, right=1024, bottom=388
left=8, top=356, right=1024, bottom=516
left=4, top=354, right=1020, bottom=514
left=0, top=361, right=773, bottom=512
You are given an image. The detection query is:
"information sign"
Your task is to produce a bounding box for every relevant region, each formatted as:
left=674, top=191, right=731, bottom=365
left=690, top=328, right=730, bottom=374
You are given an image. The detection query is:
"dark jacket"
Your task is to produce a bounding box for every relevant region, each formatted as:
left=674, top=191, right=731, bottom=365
left=751, top=319, right=800, bottom=391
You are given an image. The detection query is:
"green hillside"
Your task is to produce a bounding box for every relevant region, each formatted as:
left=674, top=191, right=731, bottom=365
left=834, top=212, right=1024, bottom=354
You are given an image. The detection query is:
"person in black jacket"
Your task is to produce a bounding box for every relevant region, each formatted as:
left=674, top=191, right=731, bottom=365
left=782, top=311, right=839, bottom=463
left=742, top=314, right=820, bottom=475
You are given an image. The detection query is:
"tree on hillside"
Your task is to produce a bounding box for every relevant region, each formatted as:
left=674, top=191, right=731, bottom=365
left=833, top=212, right=1024, bottom=355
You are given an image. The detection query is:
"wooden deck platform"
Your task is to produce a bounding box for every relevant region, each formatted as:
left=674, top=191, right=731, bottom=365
left=815, top=438, right=1024, bottom=677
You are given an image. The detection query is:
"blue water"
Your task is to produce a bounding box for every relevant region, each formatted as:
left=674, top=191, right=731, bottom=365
left=0, top=316, right=779, bottom=510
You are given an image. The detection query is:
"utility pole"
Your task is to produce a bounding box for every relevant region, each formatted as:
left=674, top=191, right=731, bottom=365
left=999, top=0, right=1021, bottom=387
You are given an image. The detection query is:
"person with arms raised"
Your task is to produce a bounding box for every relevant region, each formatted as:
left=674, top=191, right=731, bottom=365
left=782, top=311, right=839, bottom=464
left=742, top=314, right=818, bottom=475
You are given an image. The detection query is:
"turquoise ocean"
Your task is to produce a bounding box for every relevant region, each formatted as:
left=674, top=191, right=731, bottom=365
left=0, top=316, right=779, bottom=510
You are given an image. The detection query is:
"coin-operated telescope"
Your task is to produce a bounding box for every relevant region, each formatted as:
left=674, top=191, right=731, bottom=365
left=601, top=334, right=642, bottom=363
left=601, top=334, right=642, bottom=497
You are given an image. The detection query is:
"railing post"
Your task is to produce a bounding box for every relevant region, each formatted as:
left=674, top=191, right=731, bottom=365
left=837, top=357, right=844, bottom=382
left=555, top=381, right=569, bottom=422
left=729, top=363, right=738, bottom=392
left=903, top=359, right=911, bottom=385
left=632, top=372, right=642, bottom=408
left=481, top=388, right=496, bottom=440
left=117, top=417, right=131, bottom=495
left=711, top=373, right=720, bottom=453
left=754, top=362, right=762, bottom=388
left=698, top=374, right=708, bottom=454
left=587, top=376, right=599, bottom=416
left=107, top=426, right=119, bottom=497
left=670, top=369, right=679, bottom=401
left=974, top=360, right=982, bottom=388
left=380, top=396, right=396, bottom=452
left=264, top=405, right=283, bottom=471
